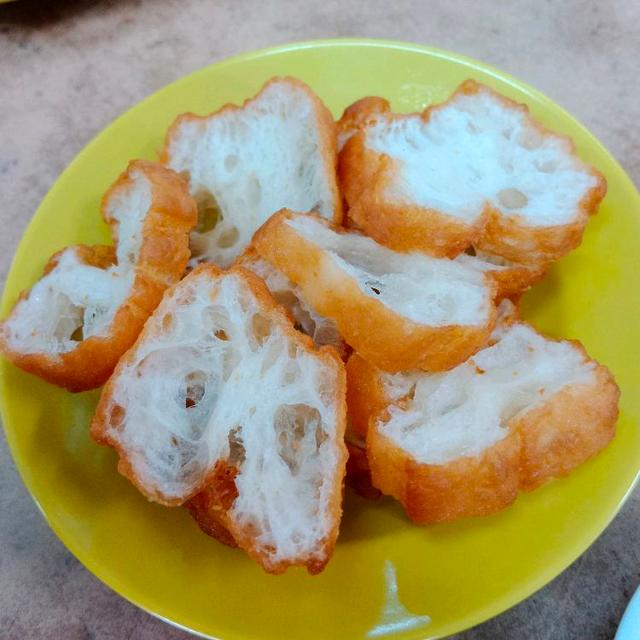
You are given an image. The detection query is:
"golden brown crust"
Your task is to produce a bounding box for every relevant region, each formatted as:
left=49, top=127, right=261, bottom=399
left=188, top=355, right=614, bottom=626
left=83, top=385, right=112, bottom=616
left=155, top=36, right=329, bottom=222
left=336, top=96, right=391, bottom=152
left=462, top=250, right=548, bottom=301
left=457, top=81, right=608, bottom=264
left=367, top=426, right=520, bottom=523
left=0, top=161, right=196, bottom=392
left=338, top=79, right=607, bottom=263
left=160, top=76, right=343, bottom=225
left=252, top=210, right=497, bottom=372
left=348, top=328, right=619, bottom=524
left=475, top=199, right=604, bottom=266
left=92, top=263, right=348, bottom=574
left=103, top=159, right=197, bottom=291
left=185, top=461, right=241, bottom=548
left=343, top=353, right=385, bottom=499
left=0, top=245, right=132, bottom=392
left=516, top=357, right=619, bottom=490
left=46, top=244, right=117, bottom=274
left=340, top=136, right=483, bottom=256
left=345, top=353, right=388, bottom=440
left=486, top=259, right=548, bottom=301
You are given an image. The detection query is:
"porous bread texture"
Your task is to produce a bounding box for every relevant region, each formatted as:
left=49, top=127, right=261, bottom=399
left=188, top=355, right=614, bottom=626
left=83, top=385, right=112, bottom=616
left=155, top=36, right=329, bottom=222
left=252, top=209, right=497, bottom=372
left=0, top=161, right=196, bottom=391
left=339, top=79, right=607, bottom=264
left=348, top=302, right=619, bottom=523
left=2, top=246, right=128, bottom=356
left=236, top=248, right=348, bottom=359
left=161, top=77, right=342, bottom=268
left=380, top=326, right=595, bottom=464
left=91, top=265, right=348, bottom=574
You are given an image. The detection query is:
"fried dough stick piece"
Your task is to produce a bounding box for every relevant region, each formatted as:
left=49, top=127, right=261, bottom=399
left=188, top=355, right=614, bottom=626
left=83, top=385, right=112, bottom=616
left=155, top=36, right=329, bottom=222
left=339, top=80, right=606, bottom=264
left=346, top=302, right=619, bottom=523
left=253, top=210, right=500, bottom=373
left=161, top=77, right=342, bottom=268
left=92, top=265, right=347, bottom=574
left=0, top=161, right=196, bottom=391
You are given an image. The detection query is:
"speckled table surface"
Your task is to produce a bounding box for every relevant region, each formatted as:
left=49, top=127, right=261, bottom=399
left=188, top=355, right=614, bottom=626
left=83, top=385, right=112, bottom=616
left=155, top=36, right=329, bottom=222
left=1, top=1, right=639, bottom=638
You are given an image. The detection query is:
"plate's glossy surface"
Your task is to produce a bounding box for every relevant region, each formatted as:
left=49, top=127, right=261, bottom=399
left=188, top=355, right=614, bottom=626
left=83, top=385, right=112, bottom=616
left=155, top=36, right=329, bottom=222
left=1, top=40, right=639, bottom=640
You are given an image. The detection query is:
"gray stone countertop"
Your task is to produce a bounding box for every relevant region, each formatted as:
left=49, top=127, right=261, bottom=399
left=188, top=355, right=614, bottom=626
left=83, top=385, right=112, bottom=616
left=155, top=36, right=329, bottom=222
left=0, top=1, right=638, bottom=638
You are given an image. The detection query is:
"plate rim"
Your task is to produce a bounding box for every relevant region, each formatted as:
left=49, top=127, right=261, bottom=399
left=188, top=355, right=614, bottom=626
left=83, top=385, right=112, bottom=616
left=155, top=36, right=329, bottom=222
left=1, top=37, right=639, bottom=640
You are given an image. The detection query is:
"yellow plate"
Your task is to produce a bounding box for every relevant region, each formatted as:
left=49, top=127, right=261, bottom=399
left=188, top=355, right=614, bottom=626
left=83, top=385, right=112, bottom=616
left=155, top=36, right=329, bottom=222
left=1, top=39, right=639, bottom=639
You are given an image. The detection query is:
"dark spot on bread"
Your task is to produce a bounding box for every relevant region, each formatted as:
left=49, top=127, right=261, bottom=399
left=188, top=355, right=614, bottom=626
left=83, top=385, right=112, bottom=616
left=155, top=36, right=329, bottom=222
left=185, top=371, right=206, bottom=408
left=365, top=279, right=383, bottom=296
left=70, top=324, right=84, bottom=341
left=228, top=426, right=246, bottom=466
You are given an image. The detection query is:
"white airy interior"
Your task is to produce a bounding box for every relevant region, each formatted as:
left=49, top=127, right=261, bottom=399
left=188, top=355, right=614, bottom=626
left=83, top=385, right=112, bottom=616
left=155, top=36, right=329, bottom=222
left=105, top=269, right=341, bottom=563
left=104, top=167, right=152, bottom=268
left=166, top=80, right=337, bottom=268
left=288, top=216, right=492, bottom=326
left=379, top=310, right=596, bottom=464
left=240, top=253, right=344, bottom=353
left=365, top=89, right=597, bottom=225
left=3, top=173, right=151, bottom=354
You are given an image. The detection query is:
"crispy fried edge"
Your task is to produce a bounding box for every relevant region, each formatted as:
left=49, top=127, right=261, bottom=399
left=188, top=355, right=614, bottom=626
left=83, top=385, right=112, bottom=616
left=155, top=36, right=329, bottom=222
left=344, top=353, right=387, bottom=499
left=0, top=161, right=196, bottom=392
left=515, top=351, right=619, bottom=490
left=351, top=326, right=619, bottom=523
left=486, top=260, right=548, bottom=301
left=367, top=424, right=521, bottom=524
left=252, top=209, right=497, bottom=373
left=91, top=263, right=348, bottom=575
left=465, top=250, right=548, bottom=301
left=346, top=352, right=519, bottom=517
left=336, top=96, right=391, bottom=151
left=159, top=76, right=343, bottom=225
left=345, top=353, right=387, bottom=441
left=340, top=134, right=482, bottom=257
left=0, top=245, right=123, bottom=391
left=185, top=460, right=241, bottom=549
left=338, top=79, right=607, bottom=263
